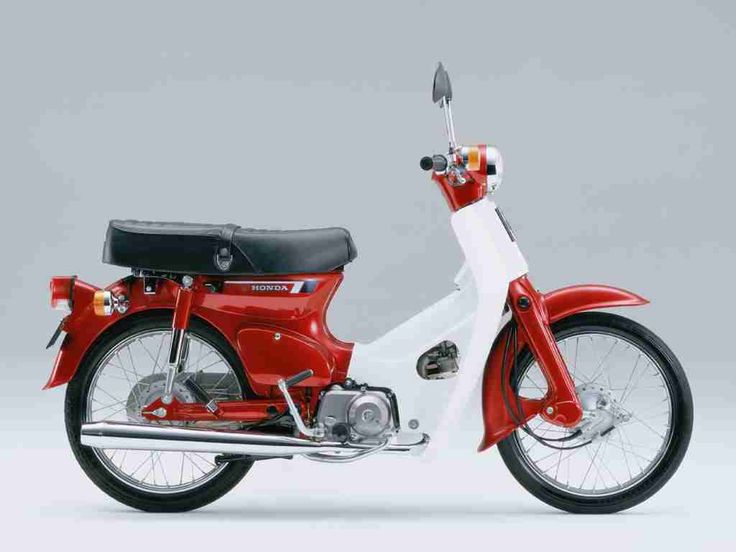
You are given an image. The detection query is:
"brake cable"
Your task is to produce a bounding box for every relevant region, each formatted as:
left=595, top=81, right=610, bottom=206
left=500, top=321, right=592, bottom=451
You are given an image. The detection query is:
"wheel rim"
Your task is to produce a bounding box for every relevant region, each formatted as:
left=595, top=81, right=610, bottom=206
left=85, top=329, right=243, bottom=494
left=512, top=329, right=674, bottom=497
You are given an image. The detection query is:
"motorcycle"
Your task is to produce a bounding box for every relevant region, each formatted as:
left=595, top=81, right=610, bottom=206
left=45, top=64, right=692, bottom=514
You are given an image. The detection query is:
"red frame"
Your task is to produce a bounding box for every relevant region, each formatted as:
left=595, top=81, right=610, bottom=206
left=46, top=273, right=647, bottom=446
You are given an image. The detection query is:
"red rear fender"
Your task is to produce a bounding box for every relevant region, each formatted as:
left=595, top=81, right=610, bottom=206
left=43, top=277, right=143, bottom=390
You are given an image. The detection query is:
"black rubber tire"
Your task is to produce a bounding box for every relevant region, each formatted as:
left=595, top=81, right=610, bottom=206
left=497, top=312, right=693, bottom=514
left=65, top=312, right=255, bottom=512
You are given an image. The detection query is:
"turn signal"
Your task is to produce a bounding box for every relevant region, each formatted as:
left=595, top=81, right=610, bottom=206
left=93, top=290, right=129, bottom=316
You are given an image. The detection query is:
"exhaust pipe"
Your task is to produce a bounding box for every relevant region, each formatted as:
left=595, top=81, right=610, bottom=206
left=81, top=422, right=429, bottom=458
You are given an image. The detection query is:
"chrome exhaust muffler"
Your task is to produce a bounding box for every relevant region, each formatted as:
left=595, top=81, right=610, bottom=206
left=80, top=421, right=429, bottom=458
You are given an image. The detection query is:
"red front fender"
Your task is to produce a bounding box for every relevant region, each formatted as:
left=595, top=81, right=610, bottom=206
left=478, top=283, right=648, bottom=452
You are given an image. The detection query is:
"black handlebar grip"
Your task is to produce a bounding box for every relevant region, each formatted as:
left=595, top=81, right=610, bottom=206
left=420, top=155, right=448, bottom=172
left=284, top=369, right=314, bottom=387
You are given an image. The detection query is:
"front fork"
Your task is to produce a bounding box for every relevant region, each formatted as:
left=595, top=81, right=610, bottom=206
left=508, top=275, right=583, bottom=427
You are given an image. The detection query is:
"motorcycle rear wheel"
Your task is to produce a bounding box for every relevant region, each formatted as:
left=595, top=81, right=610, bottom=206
left=65, top=313, right=254, bottom=512
left=497, top=312, right=693, bottom=514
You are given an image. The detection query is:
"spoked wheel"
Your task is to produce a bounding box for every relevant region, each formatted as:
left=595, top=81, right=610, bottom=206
left=66, top=314, right=255, bottom=512
left=497, top=312, right=693, bottom=513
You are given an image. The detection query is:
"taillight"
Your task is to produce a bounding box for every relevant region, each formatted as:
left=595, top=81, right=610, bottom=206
left=50, top=276, right=75, bottom=312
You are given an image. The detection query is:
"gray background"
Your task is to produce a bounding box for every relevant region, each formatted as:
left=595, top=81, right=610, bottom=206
left=1, top=0, right=734, bottom=549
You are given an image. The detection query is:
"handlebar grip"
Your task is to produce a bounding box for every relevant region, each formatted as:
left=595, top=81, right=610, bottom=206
left=420, top=156, right=434, bottom=171
left=284, top=369, right=314, bottom=388
left=420, top=155, right=448, bottom=172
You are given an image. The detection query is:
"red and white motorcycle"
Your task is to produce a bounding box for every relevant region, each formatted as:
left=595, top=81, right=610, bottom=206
left=46, top=64, right=692, bottom=513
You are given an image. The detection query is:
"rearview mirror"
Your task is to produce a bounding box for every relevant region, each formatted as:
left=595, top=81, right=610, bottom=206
left=432, top=63, right=453, bottom=104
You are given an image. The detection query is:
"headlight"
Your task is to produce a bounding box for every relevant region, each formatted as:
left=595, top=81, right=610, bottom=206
left=458, top=145, right=504, bottom=194
left=485, top=146, right=503, bottom=194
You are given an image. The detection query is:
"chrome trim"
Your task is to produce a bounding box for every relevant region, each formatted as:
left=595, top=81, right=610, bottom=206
left=277, top=375, right=322, bottom=439
left=80, top=421, right=429, bottom=458
left=162, top=328, right=187, bottom=403
left=441, top=98, right=457, bottom=151
left=304, top=438, right=390, bottom=463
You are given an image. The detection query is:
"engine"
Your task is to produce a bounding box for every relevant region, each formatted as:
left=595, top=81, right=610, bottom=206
left=315, top=380, right=399, bottom=444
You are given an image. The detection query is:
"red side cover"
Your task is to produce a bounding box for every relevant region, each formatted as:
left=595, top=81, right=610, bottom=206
left=44, top=273, right=353, bottom=398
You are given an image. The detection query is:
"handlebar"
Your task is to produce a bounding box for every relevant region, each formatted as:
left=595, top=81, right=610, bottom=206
left=420, top=155, right=448, bottom=173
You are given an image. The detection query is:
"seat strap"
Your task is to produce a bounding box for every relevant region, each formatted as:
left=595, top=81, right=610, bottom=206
left=214, top=224, right=240, bottom=272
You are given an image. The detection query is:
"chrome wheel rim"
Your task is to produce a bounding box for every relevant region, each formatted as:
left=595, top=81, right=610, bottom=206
left=513, top=330, right=674, bottom=497
left=85, top=329, right=242, bottom=494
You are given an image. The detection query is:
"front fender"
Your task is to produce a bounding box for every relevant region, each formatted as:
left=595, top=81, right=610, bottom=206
left=478, top=284, right=648, bottom=451
left=543, top=284, right=648, bottom=325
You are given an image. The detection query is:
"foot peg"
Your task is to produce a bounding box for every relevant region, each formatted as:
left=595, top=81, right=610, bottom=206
left=183, top=376, right=221, bottom=415
left=282, top=369, right=313, bottom=388
left=277, top=370, right=322, bottom=438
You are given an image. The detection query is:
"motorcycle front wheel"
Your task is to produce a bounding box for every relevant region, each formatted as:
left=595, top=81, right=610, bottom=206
left=497, top=312, right=693, bottom=514
left=65, top=313, right=254, bottom=512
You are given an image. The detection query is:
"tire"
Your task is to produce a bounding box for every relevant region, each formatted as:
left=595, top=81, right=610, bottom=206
left=497, top=312, right=693, bottom=514
left=65, top=312, right=255, bottom=512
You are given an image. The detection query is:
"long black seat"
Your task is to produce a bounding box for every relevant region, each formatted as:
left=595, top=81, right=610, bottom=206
left=102, top=220, right=357, bottom=275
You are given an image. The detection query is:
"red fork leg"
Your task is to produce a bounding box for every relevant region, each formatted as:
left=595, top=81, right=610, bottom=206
left=508, top=275, right=583, bottom=427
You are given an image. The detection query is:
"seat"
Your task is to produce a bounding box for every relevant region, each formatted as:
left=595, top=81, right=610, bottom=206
left=102, top=220, right=357, bottom=275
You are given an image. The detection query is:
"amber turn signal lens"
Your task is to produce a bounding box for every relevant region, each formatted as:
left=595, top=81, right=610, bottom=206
left=93, top=290, right=114, bottom=316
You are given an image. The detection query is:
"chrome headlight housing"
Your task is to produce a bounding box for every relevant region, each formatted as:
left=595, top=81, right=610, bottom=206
left=458, top=144, right=504, bottom=194
left=486, top=145, right=503, bottom=194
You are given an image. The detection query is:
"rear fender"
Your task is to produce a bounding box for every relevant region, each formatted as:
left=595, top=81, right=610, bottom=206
left=44, top=278, right=101, bottom=389
left=43, top=277, right=178, bottom=390
left=478, top=284, right=648, bottom=451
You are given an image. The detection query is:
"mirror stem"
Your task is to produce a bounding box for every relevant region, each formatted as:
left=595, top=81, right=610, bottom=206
left=441, top=98, right=457, bottom=152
